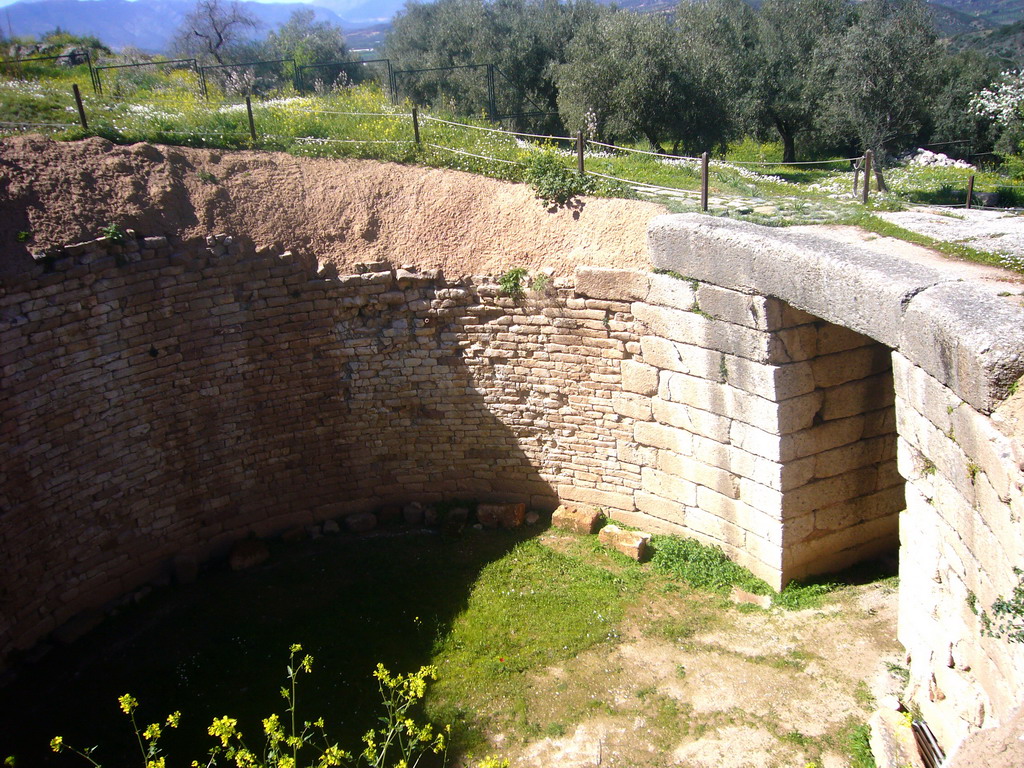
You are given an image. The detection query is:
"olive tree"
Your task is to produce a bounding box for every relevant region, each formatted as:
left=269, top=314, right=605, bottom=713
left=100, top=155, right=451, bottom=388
left=172, top=0, right=260, bottom=65
left=556, top=10, right=730, bottom=153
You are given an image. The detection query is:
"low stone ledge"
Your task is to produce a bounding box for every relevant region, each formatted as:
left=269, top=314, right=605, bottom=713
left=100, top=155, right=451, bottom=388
left=869, top=708, right=926, bottom=768
left=598, top=524, right=651, bottom=561
left=551, top=504, right=604, bottom=534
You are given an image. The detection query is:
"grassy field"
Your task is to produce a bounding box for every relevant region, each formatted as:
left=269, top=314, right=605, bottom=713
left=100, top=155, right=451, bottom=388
left=2, top=69, right=1023, bottom=274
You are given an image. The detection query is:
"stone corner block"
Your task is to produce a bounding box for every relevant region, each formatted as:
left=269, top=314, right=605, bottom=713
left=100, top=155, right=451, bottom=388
left=228, top=538, right=270, bottom=571
left=647, top=214, right=949, bottom=349
left=574, top=267, right=649, bottom=302
left=551, top=504, right=605, bottom=534
left=345, top=511, right=378, bottom=533
left=900, top=281, right=1024, bottom=413
left=598, top=524, right=652, bottom=561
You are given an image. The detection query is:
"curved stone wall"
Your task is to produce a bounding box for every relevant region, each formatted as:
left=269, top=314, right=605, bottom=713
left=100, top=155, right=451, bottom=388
left=3, top=213, right=1023, bottom=759
left=0, top=232, right=637, bottom=664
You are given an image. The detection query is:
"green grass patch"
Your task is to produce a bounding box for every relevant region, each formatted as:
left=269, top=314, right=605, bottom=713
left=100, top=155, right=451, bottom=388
left=845, top=722, right=878, bottom=768
left=650, top=535, right=772, bottom=596
left=426, top=538, right=642, bottom=744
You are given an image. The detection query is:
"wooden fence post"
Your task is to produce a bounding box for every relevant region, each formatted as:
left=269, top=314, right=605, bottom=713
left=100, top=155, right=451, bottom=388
left=245, top=96, right=257, bottom=144
left=700, top=152, right=709, bottom=212
left=72, top=84, right=88, bottom=130
left=577, top=130, right=585, bottom=176
left=412, top=106, right=420, bottom=144
left=966, top=174, right=975, bottom=209
left=862, top=150, right=873, bottom=205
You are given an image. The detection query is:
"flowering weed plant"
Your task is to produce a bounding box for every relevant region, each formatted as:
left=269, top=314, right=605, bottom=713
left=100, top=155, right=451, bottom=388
left=51, top=645, right=456, bottom=768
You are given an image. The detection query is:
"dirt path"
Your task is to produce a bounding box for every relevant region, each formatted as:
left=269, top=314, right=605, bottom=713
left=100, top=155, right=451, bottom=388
left=0, top=135, right=665, bottom=279
left=499, top=532, right=902, bottom=768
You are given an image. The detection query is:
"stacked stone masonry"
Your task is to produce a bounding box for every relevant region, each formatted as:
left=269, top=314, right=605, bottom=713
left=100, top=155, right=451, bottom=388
left=0, top=233, right=642, bottom=666
left=3, top=213, right=1024, bottom=761
left=586, top=271, right=903, bottom=588
left=647, top=214, right=1024, bottom=758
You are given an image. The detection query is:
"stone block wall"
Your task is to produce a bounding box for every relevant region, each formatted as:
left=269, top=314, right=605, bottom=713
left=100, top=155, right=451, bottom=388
left=578, top=271, right=902, bottom=589
left=0, top=233, right=636, bottom=664
left=5, top=212, right=1024, bottom=759
left=895, top=353, right=1024, bottom=749
left=647, top=213, right=1024, bottom=754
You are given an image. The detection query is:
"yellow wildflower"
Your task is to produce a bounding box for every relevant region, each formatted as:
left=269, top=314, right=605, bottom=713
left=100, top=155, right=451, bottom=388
left=118, top=694, right=139, bottom=715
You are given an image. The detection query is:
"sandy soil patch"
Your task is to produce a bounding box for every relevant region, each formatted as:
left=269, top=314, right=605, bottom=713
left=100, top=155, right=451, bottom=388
left=0, top=135, right=665, bottom=279
left=501, top=533, right=902, bottom=768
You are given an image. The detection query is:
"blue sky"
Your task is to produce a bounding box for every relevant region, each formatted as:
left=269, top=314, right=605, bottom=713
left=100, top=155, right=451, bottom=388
left=0, top=0, right=318, bottom=6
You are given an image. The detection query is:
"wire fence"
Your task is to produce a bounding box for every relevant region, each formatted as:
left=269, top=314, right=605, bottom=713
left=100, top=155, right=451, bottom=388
left=8, top=83, right=1024, bottom=213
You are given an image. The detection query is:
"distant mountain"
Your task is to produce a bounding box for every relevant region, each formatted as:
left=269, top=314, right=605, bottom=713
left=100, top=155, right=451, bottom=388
left=0, top=0, right=398, bottom=52
left=2, top=0, right=1022, bottom=59
left=931, top=0, right=1024, bottom=26
left=952, top=18, right=1024, bottom=65
left=929, top=1, right=994, bottom=38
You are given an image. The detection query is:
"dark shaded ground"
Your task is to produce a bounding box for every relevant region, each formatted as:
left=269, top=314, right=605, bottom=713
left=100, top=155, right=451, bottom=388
left=0, top=526, right=535, bottom=768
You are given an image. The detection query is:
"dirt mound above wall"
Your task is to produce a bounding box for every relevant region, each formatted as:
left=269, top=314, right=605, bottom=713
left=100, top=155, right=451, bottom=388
left=0, top=135, right=665, bottom=278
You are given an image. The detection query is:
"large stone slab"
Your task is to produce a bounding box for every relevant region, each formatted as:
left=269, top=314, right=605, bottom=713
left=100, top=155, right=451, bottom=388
left=647, top=214, right=946, bottom=350
left=574, top=267, right=650, bottom=301
left=647, top=214, right=1024, bottom=414
left=899, top=281, right=1024, bottom=413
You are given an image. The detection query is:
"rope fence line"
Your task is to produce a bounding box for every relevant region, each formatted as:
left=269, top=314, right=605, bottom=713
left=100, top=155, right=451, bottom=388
left=586, top=138, right=701, bottom=162
left=587, top=170, right=698, bottom=197
left=421, top=114, right=574, bottom=142
left=723, top=156, right=863, bottom=166
left=294, top=137, right=413, bottom=145
left=5, top=83, right=1019, bottom=214
left=424, top=142, right=524, bottom=166
left=293, top=109, right=412, bottom=118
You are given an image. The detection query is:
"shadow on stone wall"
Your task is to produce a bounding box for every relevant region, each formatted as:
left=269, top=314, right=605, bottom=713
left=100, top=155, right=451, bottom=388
left=0, top=233, right=583, bottom=672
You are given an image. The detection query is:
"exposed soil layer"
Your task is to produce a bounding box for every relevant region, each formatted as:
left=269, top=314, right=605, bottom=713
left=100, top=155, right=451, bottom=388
left=0, top=135, right=665, bottom=279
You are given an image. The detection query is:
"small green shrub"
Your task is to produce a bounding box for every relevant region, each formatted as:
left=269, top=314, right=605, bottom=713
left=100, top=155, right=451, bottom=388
left=845, top=723, right=877, bottom=768
left=523, top=152, right=593, bottom=208
left=498, top=267, right=528, bottom=301
left=100, top=223, right=127, bottom=244
left=983, top=567, right=1024, bottom=644
left=530, top=273, right=551, bottom=294
left=774, top=580, right=838, bottom=611
left=15, top=230, right=32, bottom=243
left=650, top=535, right=771, bottom=596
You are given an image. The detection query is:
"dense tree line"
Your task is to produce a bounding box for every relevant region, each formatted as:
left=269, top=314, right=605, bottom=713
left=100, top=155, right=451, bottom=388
left=385, top=0, right=1010, bottom=162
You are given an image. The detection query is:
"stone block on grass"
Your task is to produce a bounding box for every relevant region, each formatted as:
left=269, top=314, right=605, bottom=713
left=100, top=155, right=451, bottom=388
left=378, top=505, right=402, bottom=526
left=345, top=511, right=377, bottom=533
left=598, top=524, right=651, bottom=561
left=229, top=538, right=270, bottom=571
left=551, top=504, right=604, bottom=534
left=477, top=502, right=526, bottom=529
left=729, top=587, right=773, bottom=609
left=403, top=502, right=425, bottom=526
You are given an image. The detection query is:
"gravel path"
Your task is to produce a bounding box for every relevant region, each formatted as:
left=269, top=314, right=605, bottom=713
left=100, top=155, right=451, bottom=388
left=866, top=207, right=1024, bottom=269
